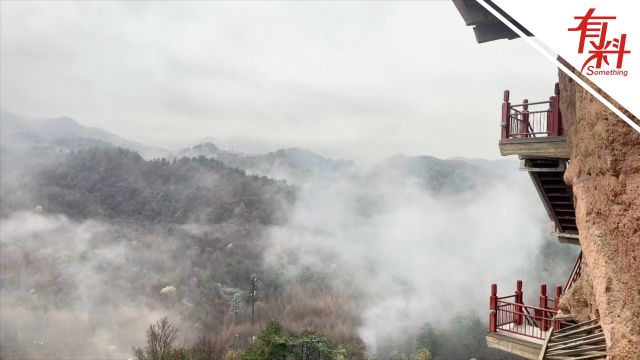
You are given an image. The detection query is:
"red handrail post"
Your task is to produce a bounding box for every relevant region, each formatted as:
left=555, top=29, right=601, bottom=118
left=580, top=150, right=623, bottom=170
left=539, top=284, right=548, bottom=331
left=564, top=252, right=583, bottom=293
left=547, top=96, right=554, bottom=136
left=490, top=284, right=497, bottom=332
left=549, top=95, right=558, bottom=136
left=515, top=280, right=523, bottom=325
left=554, top=285, right=562, bottom=330
left=555, top=82, right=562, bottom=136
left=522, top=99, right=530, bottom=138
left=549, top=83, right=561, bottom=136
left=501, top=90, right=510, bottom=139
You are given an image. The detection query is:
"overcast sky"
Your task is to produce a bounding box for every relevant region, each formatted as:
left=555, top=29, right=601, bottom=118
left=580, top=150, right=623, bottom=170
left=1, top=1, right=557, bottom=161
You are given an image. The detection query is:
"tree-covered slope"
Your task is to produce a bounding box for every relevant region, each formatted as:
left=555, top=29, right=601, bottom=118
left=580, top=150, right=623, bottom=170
left=32, top=148, right=294, bottom=226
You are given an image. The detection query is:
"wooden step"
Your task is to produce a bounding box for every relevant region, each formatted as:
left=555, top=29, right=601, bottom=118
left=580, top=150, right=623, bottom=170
left=543, top=184, right=569, bottom=189
left=540, top=319, right=605, bottom=359
left=547, top=193, right=571, bottom=198
left=556, top=217, right=577, bottom=222
left=552, top=324, right=602, bottom=340
left=546, top=189, right=570, bottom=194
left=547, top=334, right=606, bottom=352
left=547, top=352, right=606, bottom=360
left=559, top=223, right=578, bottom=228
left=538, top=180, right=565, bottom=185
left=545, top=189, right=570, bottom=193
left=552, top=319, right=600, bottom=334
left=537, top=172, right=564, bottom=178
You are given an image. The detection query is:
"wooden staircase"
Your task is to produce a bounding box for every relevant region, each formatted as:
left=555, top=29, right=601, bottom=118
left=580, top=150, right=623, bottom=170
left=539, top=318, right=606, bottom=360
left=522, top=158, right=579, bottom=243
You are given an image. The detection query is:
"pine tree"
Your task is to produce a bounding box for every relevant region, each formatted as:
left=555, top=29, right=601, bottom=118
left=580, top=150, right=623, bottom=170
left=248, top=273, right=258, bottom=324
left=417, top=321, right=438, bottom=357
left=231, top=292, right=242, bottom=323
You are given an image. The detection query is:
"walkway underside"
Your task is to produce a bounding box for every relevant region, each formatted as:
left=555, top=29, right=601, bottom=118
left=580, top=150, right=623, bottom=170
left=487, top=331, right=542, bottom=360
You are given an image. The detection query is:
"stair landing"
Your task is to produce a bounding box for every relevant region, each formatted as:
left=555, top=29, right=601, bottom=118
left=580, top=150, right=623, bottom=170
left=499, top=136, right=569, bottom=159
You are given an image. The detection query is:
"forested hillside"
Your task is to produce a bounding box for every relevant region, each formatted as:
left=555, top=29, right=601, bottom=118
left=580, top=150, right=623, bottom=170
left=33, top=148, right=293, bottom=226
left=0, top=116, right=577, bottom=359
left=1, top=147, right=366, bottom=359
left=179, top=143, right=353, bottom=183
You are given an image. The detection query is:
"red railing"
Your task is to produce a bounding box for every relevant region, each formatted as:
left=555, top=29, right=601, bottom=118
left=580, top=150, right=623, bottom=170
left=501, top=83, right=563, bottom=139
left=489, top=281, right=573, bottom=340
left=564, top=252, right=583, bottom=294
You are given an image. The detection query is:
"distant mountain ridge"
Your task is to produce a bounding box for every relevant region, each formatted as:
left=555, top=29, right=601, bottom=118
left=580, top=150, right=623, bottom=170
left=1, top=110, right=517, bottom=191
left=377, top=154, right=519, bottom=193
left=177, top=142, right=354, bottom=183
left=0, top=111, right=168, bottom=158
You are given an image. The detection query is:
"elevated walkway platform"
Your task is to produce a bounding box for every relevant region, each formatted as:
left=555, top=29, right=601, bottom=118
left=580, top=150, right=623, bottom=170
left=499, top=84, right=579, bottom=244
left=499, top=136, right=569, bottom=158
left=488, top=281, right=579, bottom=359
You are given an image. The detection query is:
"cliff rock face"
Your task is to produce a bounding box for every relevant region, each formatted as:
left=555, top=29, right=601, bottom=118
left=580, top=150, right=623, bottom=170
left=559, top=70, right=640, bottom=359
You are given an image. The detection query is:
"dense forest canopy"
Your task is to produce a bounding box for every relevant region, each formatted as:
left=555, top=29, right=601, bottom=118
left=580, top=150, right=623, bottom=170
left=33, top=148, right=294, bottom=226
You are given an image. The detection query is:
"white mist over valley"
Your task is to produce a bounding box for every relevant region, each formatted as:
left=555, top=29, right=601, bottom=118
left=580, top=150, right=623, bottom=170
left=1, top=2, right=569, bottom=358
left=0, top=111, right=578, bottom=359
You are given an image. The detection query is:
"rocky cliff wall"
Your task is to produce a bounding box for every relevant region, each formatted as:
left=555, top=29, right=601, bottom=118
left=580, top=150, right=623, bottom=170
left=559, top=70, right=640, bottom=359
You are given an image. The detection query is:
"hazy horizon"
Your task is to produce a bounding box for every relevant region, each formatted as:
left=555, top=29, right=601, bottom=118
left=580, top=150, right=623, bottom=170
left=1, top=108, right=527, bottom=166
left=1, top=1, right=558, bottom=162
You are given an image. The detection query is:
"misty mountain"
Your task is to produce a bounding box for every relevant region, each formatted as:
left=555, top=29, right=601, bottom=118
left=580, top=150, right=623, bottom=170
left=178, top=143, right=354, bottom=183
left=1, top=111, right=513, bottom=193
left=194, top=135, right=286, bottom=154
left=0, top=111, right=168, bottom=158
left=1, top=112, right=539, bottom=360
left=380, top=154, right=516, bottom=193
left=11, top=147, right=295, bottom=226
left=448, top=156, right=519, bottom=173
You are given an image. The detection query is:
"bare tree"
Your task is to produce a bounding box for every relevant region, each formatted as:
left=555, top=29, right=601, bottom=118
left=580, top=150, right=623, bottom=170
left=132, top=317, right=178, bottom=360
left=194, top=336, right=227, bottom=360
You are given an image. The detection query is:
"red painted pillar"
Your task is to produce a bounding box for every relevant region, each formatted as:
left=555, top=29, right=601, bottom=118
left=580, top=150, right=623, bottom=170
left=490, top=284, right=497, bottom=332
left=547, top=96, right=554, bottom=136
left=515, top=280, right=523, bottom=325
left=548, top=82, right=562, bottom=137
left=549, top=95, right=558, bottom=136
left=501, top=90, right=510, bottom=139
left=522, top=99, right=530, bottom=138
left=539, top=284, right=548, bottom=331
left=554, top=285, right=562, bottom=330
left=555, top=82, right=563, bottom=135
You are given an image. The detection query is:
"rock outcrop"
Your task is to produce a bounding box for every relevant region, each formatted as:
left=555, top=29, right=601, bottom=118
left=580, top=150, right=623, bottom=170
left=559, top=69, right=640, bottom=359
